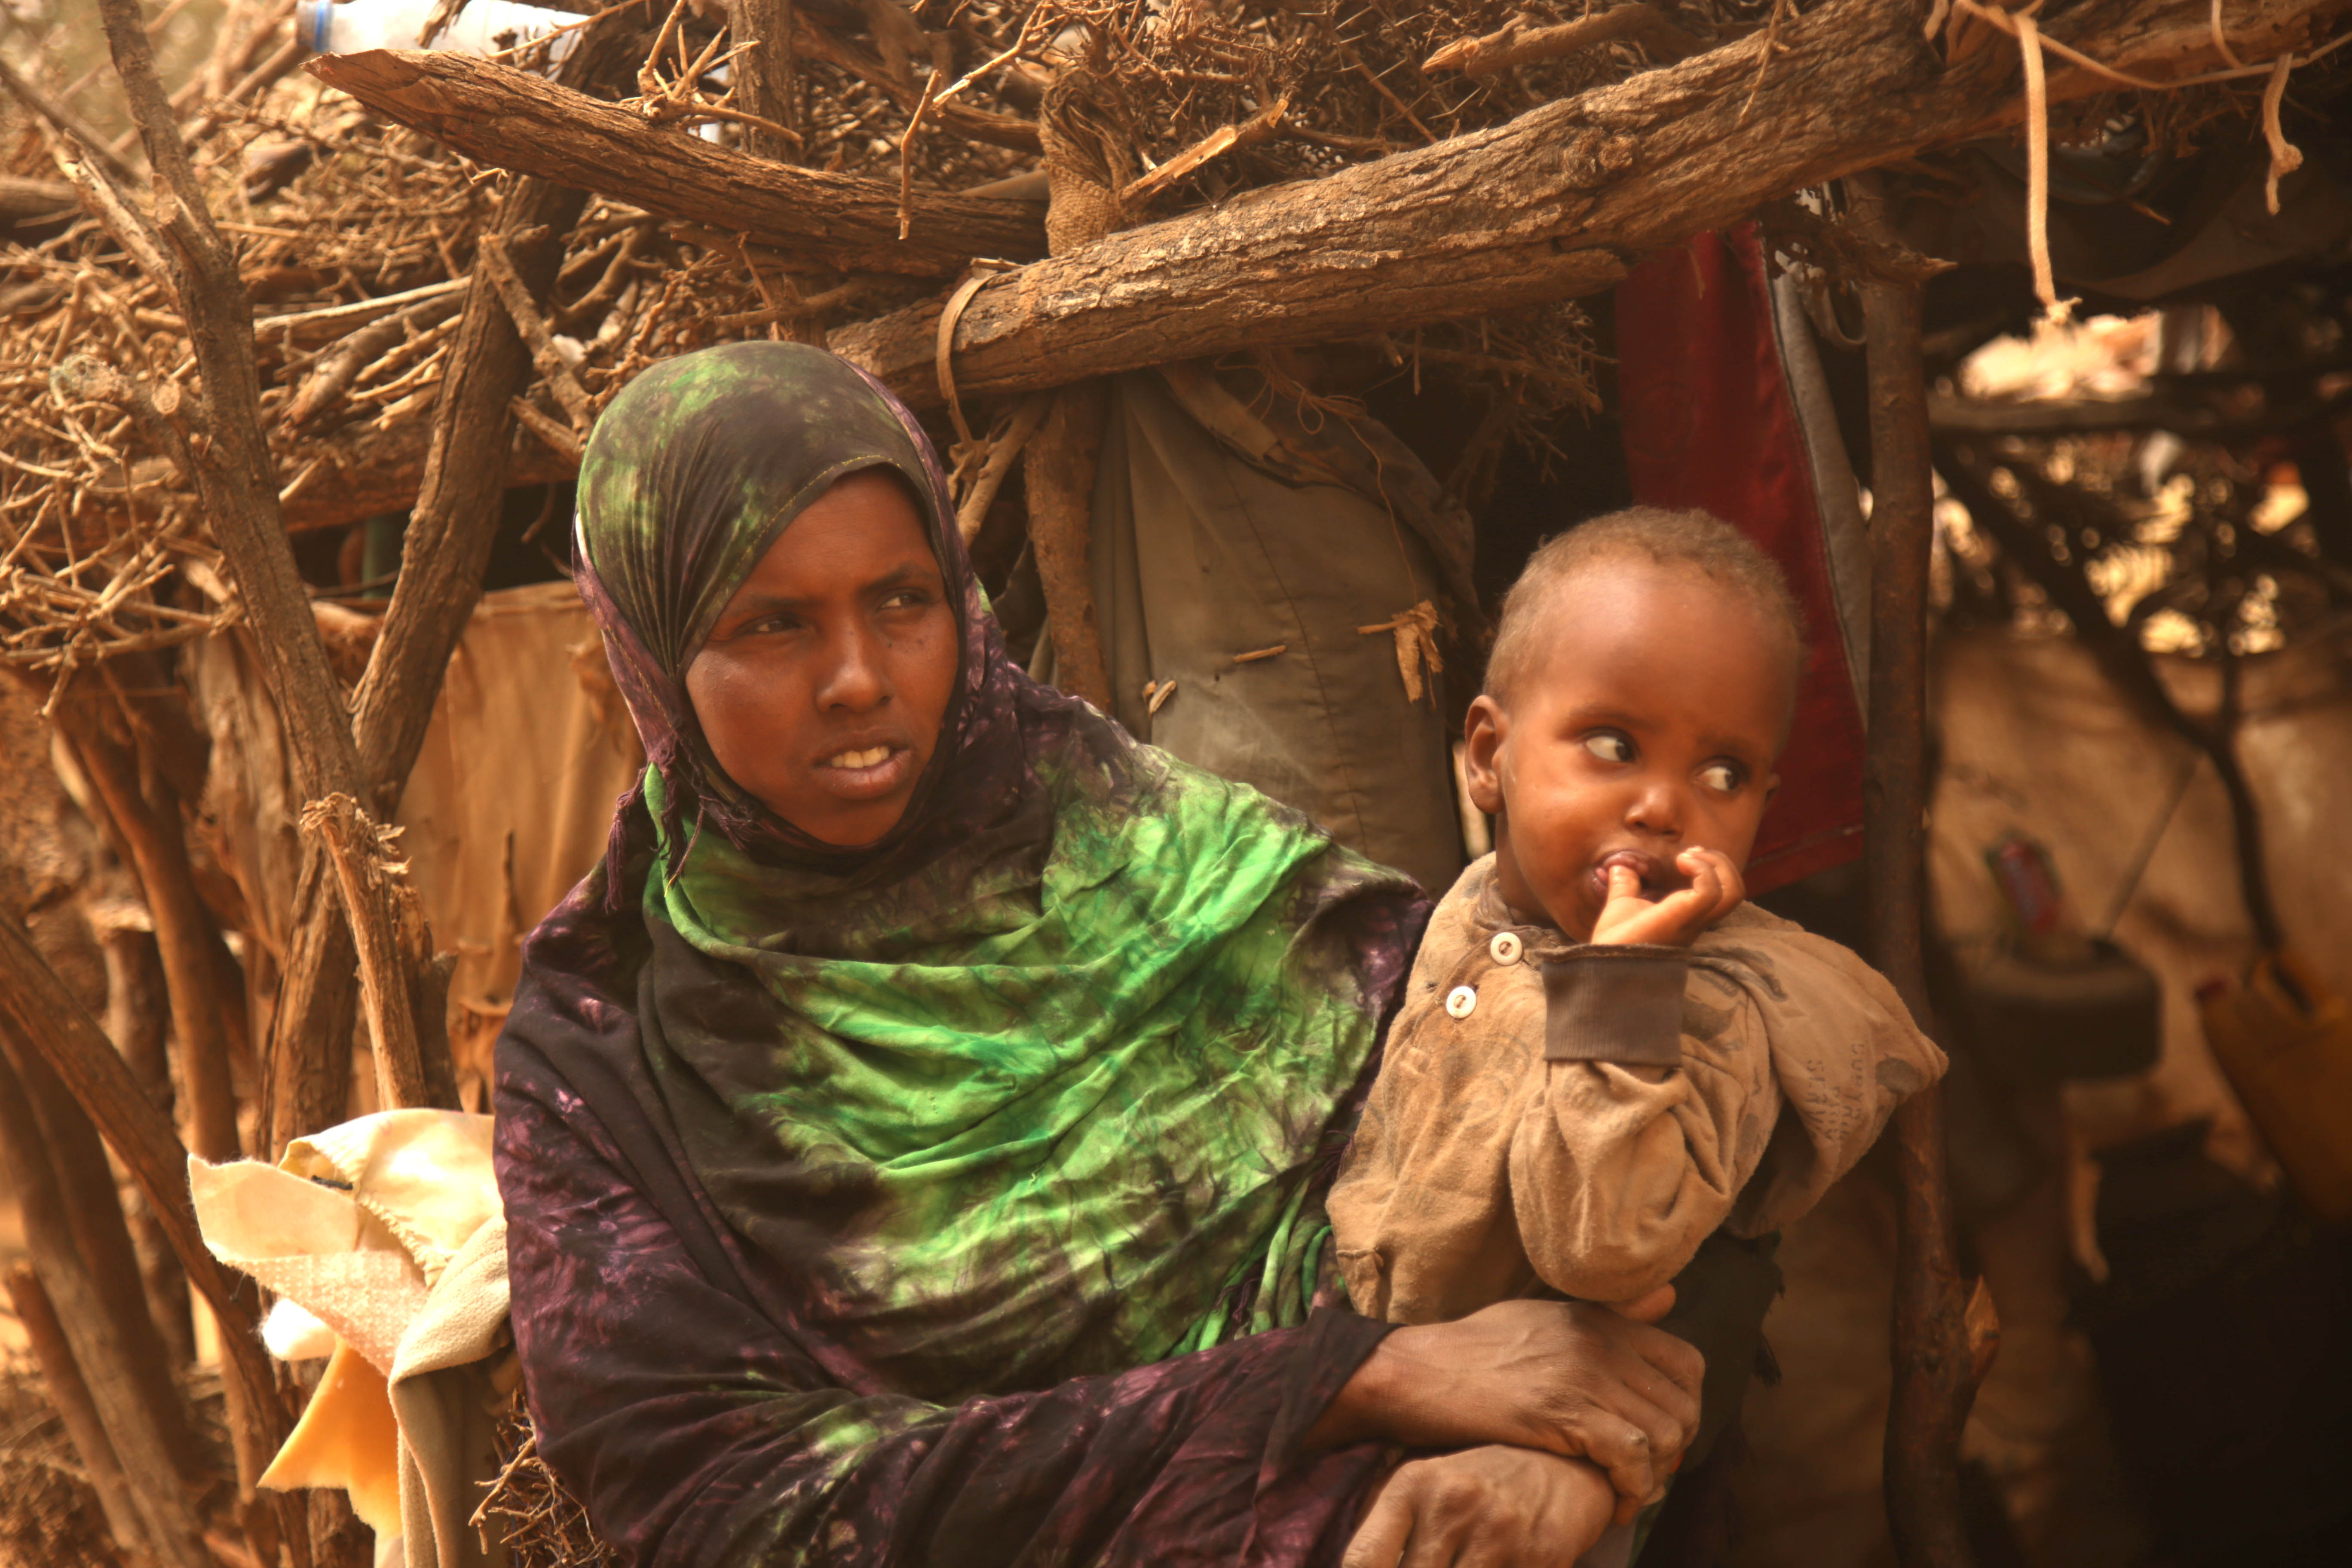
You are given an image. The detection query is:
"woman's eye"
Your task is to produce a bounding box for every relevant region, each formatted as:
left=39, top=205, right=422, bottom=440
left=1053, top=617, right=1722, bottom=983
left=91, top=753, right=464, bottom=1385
left=1699, top=762, right=1744, bottom=794
left=1581, top=732, right=1635, bottom=764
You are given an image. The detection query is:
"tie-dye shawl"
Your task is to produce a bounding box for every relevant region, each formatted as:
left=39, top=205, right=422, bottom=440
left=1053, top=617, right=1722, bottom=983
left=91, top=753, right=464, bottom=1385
left=494, top=343, right=1429, bottom=1567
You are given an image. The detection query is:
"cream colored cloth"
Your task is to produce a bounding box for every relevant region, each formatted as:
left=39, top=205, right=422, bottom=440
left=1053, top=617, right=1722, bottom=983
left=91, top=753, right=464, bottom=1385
left=1329, top=857, right=1947, bottom=1319
left=191, top=1110, right=512, bottom=1568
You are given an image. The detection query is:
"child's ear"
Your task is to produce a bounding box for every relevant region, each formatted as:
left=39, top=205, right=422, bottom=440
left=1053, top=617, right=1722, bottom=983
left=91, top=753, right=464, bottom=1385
left=1463, top=696, right=1507, bottom=817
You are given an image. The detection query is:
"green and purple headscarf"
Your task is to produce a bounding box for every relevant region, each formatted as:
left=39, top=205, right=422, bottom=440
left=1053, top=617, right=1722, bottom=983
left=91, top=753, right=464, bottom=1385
left=527, top=342, right=1428, bottom=1408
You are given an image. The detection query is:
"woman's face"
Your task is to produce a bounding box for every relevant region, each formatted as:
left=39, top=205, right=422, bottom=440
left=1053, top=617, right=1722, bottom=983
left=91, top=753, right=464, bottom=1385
left=684, top=469, right=958, bottom=847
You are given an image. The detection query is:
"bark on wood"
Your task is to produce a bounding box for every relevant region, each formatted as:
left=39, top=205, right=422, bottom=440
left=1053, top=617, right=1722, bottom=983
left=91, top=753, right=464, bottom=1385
left=4, top=1264, right=152, bottom=1564
left=261, top=864, right=360, bottom=1158
left=0, top=913, right=288, bottom=1495
left=0, top=172, right=74, bottom=221
left=282, top=417, right=577, bottom=535
left=1024, top=386, right=1114, bottom=713
left=347, top=21, right=641, bottom=819
left=1423, top=5, right=1703, bottom=77
left=1852, top=174, right=1975, bottom=1568
left=0, top=1039, right=211, bottom=1568
left=729, top=0, right=800, bottom=161
left=98, top=919, right=199, bottom=1366
left=0, top=51, right=139, bottom=186
left=956, top=392, right=1050, bottom=541
left=305, top=49, right=1050, bottom=276
left=788, top=9, right=1039, bottom=153
left=476, top=232, right=596, bottom=431
left=836, top=0, right=2339, bottom=407
left=285, top=291, right=464, bottom=429
left=55, top=707, right=242, bottom=1164
left=301, top=793, right=459, bottom=1112
left=92, top=0, right=366, bottom=812
left=270, top=18, right=640, bottom=1155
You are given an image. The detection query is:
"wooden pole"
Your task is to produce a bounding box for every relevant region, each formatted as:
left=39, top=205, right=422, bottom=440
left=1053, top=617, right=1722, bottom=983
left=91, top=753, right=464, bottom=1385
left=728, top=0, right=799, bottom=162
left=3, top=1264, right=152, bottom=1563
left=0, top=915, right=288, bottom=1497
left=1024, top=385, right=1115, bottom=713
left=1851, top=173, right=1975, bottom=1568
left=829, top=0, right=2331, bottom=408
left=0, top=1038, right=211, bottom=1568
left=54, top=710, right=242, bottom=1164
left=305, top=48, right=1048, bottom=276
left=98, top=917, right=198, bottom=1366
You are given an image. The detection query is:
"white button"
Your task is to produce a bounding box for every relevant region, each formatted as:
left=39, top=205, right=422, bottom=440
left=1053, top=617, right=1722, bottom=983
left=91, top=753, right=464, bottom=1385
left=1445, top=984, right=1478, bottom=1019
left=1489, top=931, right=1523, bottom=965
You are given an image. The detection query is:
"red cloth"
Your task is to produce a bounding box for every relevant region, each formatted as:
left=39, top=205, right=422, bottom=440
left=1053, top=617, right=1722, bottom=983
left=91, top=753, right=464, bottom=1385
left=1614, top=224, right=1867, bottom=894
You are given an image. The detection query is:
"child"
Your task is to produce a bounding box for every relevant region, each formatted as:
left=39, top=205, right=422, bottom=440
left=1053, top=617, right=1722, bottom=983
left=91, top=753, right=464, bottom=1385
left=1326, top=508, right=1945, bottom=1525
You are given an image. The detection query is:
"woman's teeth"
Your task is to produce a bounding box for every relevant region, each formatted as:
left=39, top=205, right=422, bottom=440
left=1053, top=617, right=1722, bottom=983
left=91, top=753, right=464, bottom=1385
left=828, top=747, right=892, bottom=770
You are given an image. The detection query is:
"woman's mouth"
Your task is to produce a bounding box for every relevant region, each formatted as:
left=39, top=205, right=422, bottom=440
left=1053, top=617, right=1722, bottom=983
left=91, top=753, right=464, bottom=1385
left=812, top=742, right=914, bottom=800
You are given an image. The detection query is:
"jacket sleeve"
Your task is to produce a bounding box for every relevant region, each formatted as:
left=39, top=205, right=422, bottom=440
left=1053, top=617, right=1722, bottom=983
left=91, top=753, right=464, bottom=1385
left=1506, top=948, right=1780, bottom=1304
left=496, top=1063, right=1395, bottom=1568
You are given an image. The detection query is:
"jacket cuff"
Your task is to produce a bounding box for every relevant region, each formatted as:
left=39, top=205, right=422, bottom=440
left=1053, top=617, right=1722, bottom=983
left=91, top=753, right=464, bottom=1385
left=1541, top=946, right=1689, bottom=1066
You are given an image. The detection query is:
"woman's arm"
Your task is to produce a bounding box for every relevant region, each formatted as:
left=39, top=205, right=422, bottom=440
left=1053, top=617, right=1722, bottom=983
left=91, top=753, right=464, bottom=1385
left=499, top=1069, right=1396, bottom=1568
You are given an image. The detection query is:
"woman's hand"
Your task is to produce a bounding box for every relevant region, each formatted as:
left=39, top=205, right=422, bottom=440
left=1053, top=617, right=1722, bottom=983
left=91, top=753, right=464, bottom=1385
left=1342, top=1446, right=1620, bottom=1568
left=1307, top=1289, right=1702, bottom=1511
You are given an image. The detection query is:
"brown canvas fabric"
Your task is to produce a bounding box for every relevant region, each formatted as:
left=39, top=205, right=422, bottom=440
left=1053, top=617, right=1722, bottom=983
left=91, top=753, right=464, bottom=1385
left=1039, top=365, right=1472, bottom=896
left=1329, top=857, right=1947, bottom=1317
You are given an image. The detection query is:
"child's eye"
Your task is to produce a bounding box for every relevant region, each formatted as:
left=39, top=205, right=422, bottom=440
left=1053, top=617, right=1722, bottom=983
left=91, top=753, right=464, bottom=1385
left=1699, top=762, right=1745, bottom=794
left=1582, top=732, right=1635, bottom=764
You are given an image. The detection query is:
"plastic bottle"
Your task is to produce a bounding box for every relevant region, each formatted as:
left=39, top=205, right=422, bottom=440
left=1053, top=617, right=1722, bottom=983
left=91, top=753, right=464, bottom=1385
left=296, top=0, right=582, bottom=68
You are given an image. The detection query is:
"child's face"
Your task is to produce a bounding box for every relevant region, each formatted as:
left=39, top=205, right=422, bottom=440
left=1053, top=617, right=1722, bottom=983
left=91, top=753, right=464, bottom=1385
left=1464, top=560, right=1792, bottom=940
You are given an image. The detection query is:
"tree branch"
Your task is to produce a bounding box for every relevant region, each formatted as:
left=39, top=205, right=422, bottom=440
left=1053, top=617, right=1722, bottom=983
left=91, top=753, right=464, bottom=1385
left=305, top=48, right=1049, bottom=276
left=833, top=0, right=2343, bottom=406
left=300, top=793, right=459, bottom=1113
left=0, top=916, right=286, bottom=1493
left=1851, top=171, right=1975, bottom=1568
left=0, top=50, right=140, bottom=186
left=1423, top=4, right=1703, bottom=77
left=94, top=0, right=365, bottom=808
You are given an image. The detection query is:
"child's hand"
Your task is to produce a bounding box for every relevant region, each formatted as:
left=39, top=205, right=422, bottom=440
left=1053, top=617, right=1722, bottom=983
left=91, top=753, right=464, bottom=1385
left=1589, top=848, right=1744, bottom=947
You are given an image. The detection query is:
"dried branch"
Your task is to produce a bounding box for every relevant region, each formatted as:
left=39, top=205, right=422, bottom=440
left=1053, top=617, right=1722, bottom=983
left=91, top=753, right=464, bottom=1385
left=955, top=391, right=1050, bottom=542
left=285, top=292, right=463, bottom=428
left=1423, top=4, right=1703, bottom=77
left=306, top=49, right=1049, bottom=276
left=1025, top=386, right=1112, bottom=711
left=0, top=1049, right=210, bottom=1568
left=1122, top=93, right=1289, bottom=211
left=834, top=0, right=2335, bottom=407
left=0, top=53, right=140, bottom=187
left=299, top=793, right=459, bottom=1113
left=478, top=233, right=597, bottom=431
left=3, top=1266, right=150, bottom=1561
left=93, top=0, right=367, bottom=808
left=0, top=173, right=74, bottom=223
left=791, top=9, right=1041, bottom=152
left=0, top=917, right=287, bottom=1494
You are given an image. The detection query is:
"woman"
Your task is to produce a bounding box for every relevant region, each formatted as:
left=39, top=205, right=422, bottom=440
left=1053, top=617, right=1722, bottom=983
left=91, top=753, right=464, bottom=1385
left=495, top=342, right=1702, bottom=1568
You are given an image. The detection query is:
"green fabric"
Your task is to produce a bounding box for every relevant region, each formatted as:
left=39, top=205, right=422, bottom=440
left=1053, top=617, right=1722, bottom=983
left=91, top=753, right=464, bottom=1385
left=564, top=341, right=1423, bottom=1394
left=639, top=710, right=1392, bottom=1377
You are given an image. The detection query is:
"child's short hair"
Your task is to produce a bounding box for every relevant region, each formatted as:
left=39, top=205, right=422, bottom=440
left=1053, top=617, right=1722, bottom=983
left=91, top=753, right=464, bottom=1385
left=1483, top=507, right=1805, bottom=704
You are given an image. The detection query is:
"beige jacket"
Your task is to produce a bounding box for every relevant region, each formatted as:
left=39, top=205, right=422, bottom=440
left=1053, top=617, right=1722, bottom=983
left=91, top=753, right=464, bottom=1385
left=1329, top=856, right=1945, bottom=1320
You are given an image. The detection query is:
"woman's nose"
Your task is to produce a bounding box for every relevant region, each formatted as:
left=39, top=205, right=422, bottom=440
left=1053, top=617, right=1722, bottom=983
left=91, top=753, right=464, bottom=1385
left=815, top=625, right=891, bottom=711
